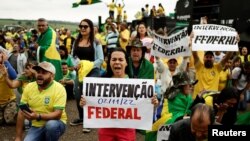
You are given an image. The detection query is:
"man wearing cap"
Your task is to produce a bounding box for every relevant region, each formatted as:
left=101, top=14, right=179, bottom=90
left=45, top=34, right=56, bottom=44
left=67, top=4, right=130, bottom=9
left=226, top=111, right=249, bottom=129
left=127, top=39, right=154, bottom=79
left=156, top=56, right=189, bottom=95
left=192, top=50, right=233, bottom=99
left=15, top=61, right=67, bottom=141
left=105, top=22, right=119, bottom=56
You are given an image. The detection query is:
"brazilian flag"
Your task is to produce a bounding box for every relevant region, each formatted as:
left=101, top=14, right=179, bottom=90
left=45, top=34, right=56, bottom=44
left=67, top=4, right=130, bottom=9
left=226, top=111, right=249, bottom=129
left=37, top=27, right=63, bottom=81
left=236, top=112, right=250, bottom=125
left=145, top=92, right=193, bottom=141
left=72, top=0, right=102, bottom=8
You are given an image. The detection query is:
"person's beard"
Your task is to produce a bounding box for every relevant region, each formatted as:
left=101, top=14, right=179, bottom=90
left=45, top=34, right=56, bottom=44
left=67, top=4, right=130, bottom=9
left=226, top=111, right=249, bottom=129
left=37, top=76, right=52, bottom=88
left=204, top=61, right=213, bottom=68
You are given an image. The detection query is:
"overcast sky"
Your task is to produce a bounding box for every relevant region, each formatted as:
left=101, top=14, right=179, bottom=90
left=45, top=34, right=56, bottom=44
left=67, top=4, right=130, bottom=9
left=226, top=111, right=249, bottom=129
left=0, top=0, right=177, bottom=23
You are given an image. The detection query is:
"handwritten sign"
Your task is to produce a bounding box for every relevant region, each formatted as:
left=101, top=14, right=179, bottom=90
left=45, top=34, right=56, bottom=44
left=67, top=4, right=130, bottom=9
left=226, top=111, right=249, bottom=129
left=151, top=28, right=191, bottom=58
left=192, top=24, right=238, bottom=51
left=83, top=77, right=155, bottom=130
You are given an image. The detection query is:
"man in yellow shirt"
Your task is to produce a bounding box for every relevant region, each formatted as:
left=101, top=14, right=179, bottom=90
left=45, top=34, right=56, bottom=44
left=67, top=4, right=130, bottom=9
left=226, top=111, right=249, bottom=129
left=59, top=28, right=67, bottom=46
left=119, top=22, right=130, bottom=51
left=192, top=51, right=233, bottom=99
left=15, top=61, right=67, bottom=141
left=123, top=10, right=128, bottom=22
left=106, top=0, right=116, bottom=19
left=115, top=0, right=125, bottom=22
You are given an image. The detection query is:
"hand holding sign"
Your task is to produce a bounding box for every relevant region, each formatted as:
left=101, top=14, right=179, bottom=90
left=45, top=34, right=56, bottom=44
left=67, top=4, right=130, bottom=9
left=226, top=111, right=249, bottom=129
left=83, top=77, right=155, bottom=130
left=141, top=37, right=153, bottom=49
left=200, top=16, right=208, bottom=24
left=151, top=94, right=159, bottom=108
left=79, top=96, right=86, bottom=107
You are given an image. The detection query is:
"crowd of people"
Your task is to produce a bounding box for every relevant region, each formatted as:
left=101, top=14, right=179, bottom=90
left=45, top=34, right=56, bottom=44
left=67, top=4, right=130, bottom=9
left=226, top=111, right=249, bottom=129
left=0, top=7, right=250, bottom=141
left=105, top=0, right=166, bottom=22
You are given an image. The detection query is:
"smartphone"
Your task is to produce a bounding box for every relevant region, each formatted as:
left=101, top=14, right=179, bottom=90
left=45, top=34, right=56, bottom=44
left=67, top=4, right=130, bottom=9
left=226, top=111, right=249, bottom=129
left=19, top=104, right=32, bottom=113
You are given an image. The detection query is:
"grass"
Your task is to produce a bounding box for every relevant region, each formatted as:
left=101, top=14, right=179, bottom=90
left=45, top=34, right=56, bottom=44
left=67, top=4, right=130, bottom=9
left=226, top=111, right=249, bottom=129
left=0, top=18, right=79, bottom=32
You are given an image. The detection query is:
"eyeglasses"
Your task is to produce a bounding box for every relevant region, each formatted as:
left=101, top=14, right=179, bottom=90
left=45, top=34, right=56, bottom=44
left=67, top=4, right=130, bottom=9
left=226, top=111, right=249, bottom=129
left=79, top=25, right=89, bottom=29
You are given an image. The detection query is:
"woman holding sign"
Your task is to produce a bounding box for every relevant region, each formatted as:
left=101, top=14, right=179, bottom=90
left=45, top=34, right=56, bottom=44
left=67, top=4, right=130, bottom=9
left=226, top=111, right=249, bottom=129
left=80, top=47, right=159, bottom=141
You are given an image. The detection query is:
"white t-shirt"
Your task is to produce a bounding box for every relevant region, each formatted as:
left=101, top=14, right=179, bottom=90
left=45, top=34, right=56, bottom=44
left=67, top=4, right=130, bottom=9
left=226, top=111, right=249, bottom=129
left=232, top=67, right=247, bottom=90
left=214, top=52, right=225, bottom=63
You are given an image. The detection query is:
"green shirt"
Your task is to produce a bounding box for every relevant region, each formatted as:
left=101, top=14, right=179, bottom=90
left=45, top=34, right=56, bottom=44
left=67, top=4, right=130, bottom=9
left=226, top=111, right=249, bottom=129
left=62, top=55, right=74, bottom=67
left=128, top=58, right=154, bottom=79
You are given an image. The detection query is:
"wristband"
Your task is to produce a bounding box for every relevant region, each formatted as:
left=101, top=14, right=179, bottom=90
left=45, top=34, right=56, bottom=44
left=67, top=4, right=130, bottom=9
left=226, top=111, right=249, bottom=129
left=36, top=114, right=42, bottom=121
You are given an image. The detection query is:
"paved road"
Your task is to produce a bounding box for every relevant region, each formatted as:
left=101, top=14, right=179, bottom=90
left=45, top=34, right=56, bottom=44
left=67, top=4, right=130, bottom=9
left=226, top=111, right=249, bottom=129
left=0, top=99, right=145, bottom=141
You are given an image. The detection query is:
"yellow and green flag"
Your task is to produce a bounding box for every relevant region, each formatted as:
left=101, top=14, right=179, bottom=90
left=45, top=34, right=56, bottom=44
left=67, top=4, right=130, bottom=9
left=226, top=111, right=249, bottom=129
left=72, top=0, right=102, bottom=8
left=37, top=27, right=63, bottom=81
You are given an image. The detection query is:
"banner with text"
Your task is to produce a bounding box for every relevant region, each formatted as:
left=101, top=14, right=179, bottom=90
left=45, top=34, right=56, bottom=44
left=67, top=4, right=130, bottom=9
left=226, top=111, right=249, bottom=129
left=83, top=77, right=155, bottom=130
left=151, top=27, right=191, bottom=58
left=192, top=24, right=238, bottom=51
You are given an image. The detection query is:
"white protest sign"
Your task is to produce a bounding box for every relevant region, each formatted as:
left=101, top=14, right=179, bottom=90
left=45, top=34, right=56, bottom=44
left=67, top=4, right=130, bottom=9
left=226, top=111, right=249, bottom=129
left=83, top=77, right=155, bottom=130
left=192, top=24, right=238, bottom=51
left=151, top=28, right=191, bottom=59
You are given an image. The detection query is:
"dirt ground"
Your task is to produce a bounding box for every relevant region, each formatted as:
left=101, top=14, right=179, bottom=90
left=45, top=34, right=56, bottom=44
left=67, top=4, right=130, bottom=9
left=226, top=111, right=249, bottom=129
left=1, top=98, right=249, bottom=141
left=0, top=99, right=145, bottom=141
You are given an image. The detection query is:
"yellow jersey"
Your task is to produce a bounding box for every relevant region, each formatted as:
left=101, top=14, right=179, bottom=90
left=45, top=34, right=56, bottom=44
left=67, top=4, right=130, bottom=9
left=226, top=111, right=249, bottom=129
left=193, top=62, right=222, bottom=99
left=21, top=81, right=67, bottom=127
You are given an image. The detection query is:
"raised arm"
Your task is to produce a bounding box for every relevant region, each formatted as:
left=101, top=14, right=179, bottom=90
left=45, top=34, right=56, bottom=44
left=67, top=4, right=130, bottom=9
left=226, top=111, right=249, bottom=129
left=190, top=32, right=200, bottom=66
left=178, top=56, right=189, bottom=71
left=122, top=0, right=125, bottom=7
left=155, top=57, right=166, bottom=73
left=220, top=51, right=233, bottom=67
left=3, top=70, right=22, bottom=88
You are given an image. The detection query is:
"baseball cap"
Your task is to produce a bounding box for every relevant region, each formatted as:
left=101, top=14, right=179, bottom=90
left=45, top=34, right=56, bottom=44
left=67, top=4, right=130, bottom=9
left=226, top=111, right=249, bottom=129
left=168, top=58, right=177, bottom=62
left=126, top=38, right=146, bottom=49
left=204, top=51, right=214, bottom=56
left=32, top=61, right=55, bottom=74
left=112, top=22, right=117, bottom=28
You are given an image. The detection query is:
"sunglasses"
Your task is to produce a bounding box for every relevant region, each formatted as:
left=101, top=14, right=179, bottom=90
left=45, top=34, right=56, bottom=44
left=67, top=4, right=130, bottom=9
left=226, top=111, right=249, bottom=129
left=79, top=25, right=89, bottom=29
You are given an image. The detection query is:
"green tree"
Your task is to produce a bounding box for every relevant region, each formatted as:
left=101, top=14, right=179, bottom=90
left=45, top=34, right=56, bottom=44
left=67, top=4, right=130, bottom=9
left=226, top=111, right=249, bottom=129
left=26, top=21, right=32, bottom=26
left=17, top=21, right=22, bottom=25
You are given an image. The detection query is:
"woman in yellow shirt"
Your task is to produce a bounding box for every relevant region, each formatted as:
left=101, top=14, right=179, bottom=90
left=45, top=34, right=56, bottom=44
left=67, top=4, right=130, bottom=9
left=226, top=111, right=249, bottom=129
left=239, top=46, right=250, bottom=63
